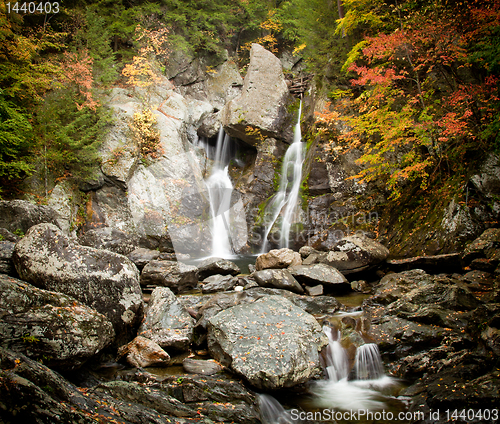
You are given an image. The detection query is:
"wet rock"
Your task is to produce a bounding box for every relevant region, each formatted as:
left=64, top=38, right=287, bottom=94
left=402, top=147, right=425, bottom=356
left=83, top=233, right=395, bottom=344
left=78, top=226, right=138, bottom=255
left=252, top=268, right=304, bottom=294
left=0, top=200, right=61, bottom=234
left=160, top=373, right=259, bottom=423
left=0, top=274, right=114, bottom=370
left=386, top=253, right=462, bottom=274
left=207, top=295, right=328, bottom=389
left=201, top=274, right=237, bottom=294
left=0, top=241, right=16, bottom=276
left=117, top=336, right=170, bottom=368
left=289, top=263, right=350, bottom=290
left=0, top=346, right=222, bottom=423
left=139, top=287, right=195, bottom=351
left=12, top=223, right=143, bottom=345
left=255, top=248, right=302, bottom=271
left=127, top=247, right=161, bottom=270
left=141, top=260, right=198, bottom=293
left=182, top=358, right=223, bottom=375
left=197, top=257, right=240, bottom=280
left=221, top=44, right=293, bottom=145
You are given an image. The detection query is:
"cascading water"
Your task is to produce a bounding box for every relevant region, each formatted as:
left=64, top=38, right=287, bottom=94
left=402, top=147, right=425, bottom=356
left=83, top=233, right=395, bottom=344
left=261, top=101, right=304, bottom=252
left=205, top=127, right=234, bottom=257
left=354, top=343, right=385, bottom=381
left=257, top=394, right=298, bottom=424
left=311, top=322, right=398, bottom=412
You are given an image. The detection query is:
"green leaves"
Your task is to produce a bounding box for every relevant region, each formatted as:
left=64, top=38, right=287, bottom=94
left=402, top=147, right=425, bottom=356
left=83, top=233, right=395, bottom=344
left=0, top=94, right=34, bottom=180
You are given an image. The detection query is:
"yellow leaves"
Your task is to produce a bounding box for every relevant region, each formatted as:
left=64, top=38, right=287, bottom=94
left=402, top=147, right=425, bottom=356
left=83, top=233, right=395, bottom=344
left=293, top=43, right=306, bottom=55
left=121, top=24, right=170, bottom=89
left=129, top=108, right=163, bottom=158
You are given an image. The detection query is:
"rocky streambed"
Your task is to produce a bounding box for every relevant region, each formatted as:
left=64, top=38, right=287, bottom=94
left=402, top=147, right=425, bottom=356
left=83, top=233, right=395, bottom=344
left=0, top=201, right=499, bottom=423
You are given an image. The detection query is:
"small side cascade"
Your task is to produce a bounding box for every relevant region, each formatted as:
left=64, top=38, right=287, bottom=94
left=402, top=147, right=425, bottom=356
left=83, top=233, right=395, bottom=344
left=311, top=320, right=399, bottom=412
left=323, top=326, right=349, bottom=382
left=354, top=343, right=385, bottom=381
left=261, top=101, right=304, bottom=252
left=258, top=394, right=299, bottom=424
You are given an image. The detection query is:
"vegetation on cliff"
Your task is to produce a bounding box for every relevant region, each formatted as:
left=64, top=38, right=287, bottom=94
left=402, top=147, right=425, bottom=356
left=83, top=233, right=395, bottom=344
left=1, top=0, right=499, bottom=243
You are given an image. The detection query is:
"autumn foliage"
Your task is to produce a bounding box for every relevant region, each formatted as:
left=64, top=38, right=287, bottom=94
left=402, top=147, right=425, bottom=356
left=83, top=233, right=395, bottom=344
left=316, top=0, right=500, bottom=199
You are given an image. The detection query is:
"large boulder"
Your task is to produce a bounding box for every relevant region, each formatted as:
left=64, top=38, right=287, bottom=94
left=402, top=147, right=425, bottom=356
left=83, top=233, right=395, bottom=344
left=289, top=263, right=350, bottom=290
left=0, top=200, right=61, bottom=234
left=319, top=234, right=389, bottom=274
left=140, top=260, right=198, bottom=293
left=201, top=274, right=239, bottom=294
left=197, top=257, right=240, bottom=280
left=138, top=287, right=195, bottom=351
left=255, top=248, right=302, bottom=271
left=207, top=296, right=328, bottom=389
left=252, top=269, right=304, bottom=294
left=221, top=44, right=293, bottom=145
left=0, top=275, right=114, bottom=370
left=12, top=223, right=143, bottom=345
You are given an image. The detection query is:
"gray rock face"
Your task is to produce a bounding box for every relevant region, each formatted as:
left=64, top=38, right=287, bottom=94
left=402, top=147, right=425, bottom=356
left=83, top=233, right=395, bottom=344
left=252, top=269, right=304, bottom=294
left=0, top=200, right=61, bottom=234
left=0, top=275, right=114, bottom=370
left=78, top=227, right=138, bottom=255
left=197, top=257, right=240, bottom=280
left=207, top=296, right=328, bottom=389
left=139, top=287, right=195, bottom=351
left=255, top=248, right=302, bottom=271
left=140, top=260, right=198, bottom=293
left=221, top=44, right=293, bottom=145
left=289, top=263, right=349, bottom=290
left=117, top=336, right=170, bottom=368
left=12, top=223, right=143, bottom=345
left=470, top=153, right=500, bottom=215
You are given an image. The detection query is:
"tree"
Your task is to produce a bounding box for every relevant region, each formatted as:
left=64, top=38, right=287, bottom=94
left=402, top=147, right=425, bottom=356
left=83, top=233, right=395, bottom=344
left=316, top=0, right=500, bottom=199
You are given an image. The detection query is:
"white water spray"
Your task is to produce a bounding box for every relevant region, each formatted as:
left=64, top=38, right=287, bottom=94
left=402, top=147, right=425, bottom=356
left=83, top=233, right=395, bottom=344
left=262, top=101, right=304, bottom=251
left=311, top=324, right=398, bottom=412
left=205, top=127, right=234, bottom=257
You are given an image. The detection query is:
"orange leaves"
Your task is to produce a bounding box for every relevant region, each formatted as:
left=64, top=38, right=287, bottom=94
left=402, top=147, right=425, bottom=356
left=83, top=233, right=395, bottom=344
left=61, top=50, right=98, bottom=111
left=122, top=24, right=170, bottom=89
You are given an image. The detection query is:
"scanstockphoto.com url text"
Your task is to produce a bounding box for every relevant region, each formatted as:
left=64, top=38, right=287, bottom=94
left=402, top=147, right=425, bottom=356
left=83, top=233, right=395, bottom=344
left=290, top=408, right=499, bottom=422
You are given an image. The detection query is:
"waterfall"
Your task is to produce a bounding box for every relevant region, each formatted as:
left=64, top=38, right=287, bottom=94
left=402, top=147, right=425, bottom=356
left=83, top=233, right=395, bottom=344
left=261, top=101, right=304, bottom=252
left=323, top=326, right=350, bottom=382
left=257, top=394, right=298, bottom=424
left=311, top=323, right=398, bottom=412
left=205, top=127, right=234, bottom=257
left=354, top=343, right=385, bottom=381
